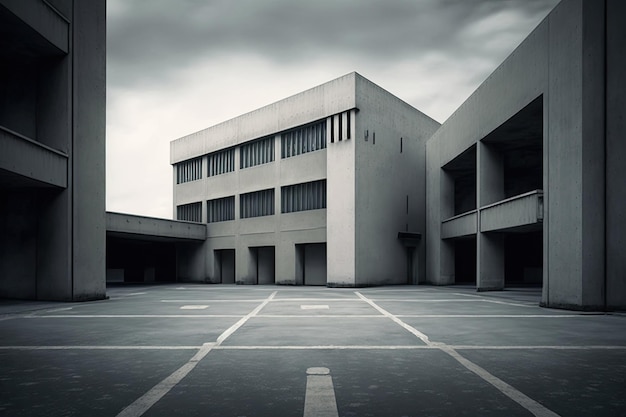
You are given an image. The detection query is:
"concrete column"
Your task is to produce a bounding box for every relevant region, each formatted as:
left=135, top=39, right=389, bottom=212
left=275, top=239, right=298, bottom=285
left=236, top=243, right=256, bottom=284
left=545, top=0, right=606, bottom=309
left=477, top=232, right=505, bottom=291
left=437, top=169, right=455, bottom=285
left=477, top=142, right=505, bottom=291
left=176, top=241, right=206, bottom=282
left=440, top=240, right=455, bottom=285
left=606, top=0, right=626, bottom=310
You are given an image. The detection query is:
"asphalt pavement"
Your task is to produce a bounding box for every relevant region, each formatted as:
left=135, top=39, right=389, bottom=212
left=0, top=284, right=624, bottom=416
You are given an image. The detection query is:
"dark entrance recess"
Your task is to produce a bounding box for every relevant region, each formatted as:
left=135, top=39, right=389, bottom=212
left=454, top=236, right=477, bottom=284
left=106, top=237, right=176, bottom=283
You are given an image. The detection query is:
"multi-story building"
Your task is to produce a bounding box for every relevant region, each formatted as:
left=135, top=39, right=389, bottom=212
left=425, top=0, right=626, bottom=310
left=0, top=0, right=106, bottom=301
left=171, top=72, right=440, bottom=286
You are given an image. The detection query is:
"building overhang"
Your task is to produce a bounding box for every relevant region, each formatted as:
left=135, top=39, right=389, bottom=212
left=398, top=232, right=422, bottom=247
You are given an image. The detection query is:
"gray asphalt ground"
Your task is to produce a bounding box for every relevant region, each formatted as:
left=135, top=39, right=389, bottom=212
left=0, top=285, right=625, bottom=417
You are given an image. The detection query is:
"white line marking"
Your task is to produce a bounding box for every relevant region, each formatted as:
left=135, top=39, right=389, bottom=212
left=1, top=344, right=624, bottom=351
left=0, top=345, right=202, bottom=350
left=355, top=292, right=432, bottom=345
left=116, top=291, right=276, bottom=417
left=300, top=305, right=330, bottom=310
left=126, top=292, right=147, bottom=296
left=452, top=293, right=537, bottom=307
left=303, top=367, right=339, bottom=417
left=23, top=315, right=243, bottom=318
left=354, top=291, right=563, bottom=417
left=255, top=315, right=383, bottom=318
left=213, top=345, right=626, bottom=351
left=395, top=314, right=593, bottom=318
left=272, top=298, right=358, bottom=302
left=370, top=298, right=537, bottom=307
left=161, top=299, right=266, bottom=303
left=43, top=307, right=73, bottom=313
left=180, top=305, right=209, bottom=310
left=440, top=346, right=561, bottom=417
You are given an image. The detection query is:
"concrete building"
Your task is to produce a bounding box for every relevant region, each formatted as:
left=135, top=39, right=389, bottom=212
left=171, top=73, right=440, bottom=286
left=425, top=0, right=626, bottom=310
left=0, top=0, right=106, bottom=300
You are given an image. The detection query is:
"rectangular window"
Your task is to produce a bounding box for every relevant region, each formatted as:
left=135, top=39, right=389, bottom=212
left=176, top=202, right=202, bottom=222
left=281, top=120, right=326, bottom=159
left=281, top=179, right=327, bottom=213
left=207, top=196, right=235, bottom=223
left=176, top=157, right=203, bottom=184
left=207, top=148, right=235, bottom=177
left=240, top=136, right=274, bottom=169
left=240, top=188, right=275, bottom=219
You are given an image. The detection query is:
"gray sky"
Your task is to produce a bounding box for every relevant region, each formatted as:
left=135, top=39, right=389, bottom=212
left=106, top=0, right=559, bottom=218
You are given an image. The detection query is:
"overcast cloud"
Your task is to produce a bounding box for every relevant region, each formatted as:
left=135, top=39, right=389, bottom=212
left=106, top=0, right=559, bottom=218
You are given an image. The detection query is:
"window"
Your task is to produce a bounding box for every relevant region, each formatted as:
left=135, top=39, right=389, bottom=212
left=207, top=196, right=235, bottom=223
left=240, top=188, right=274, bottom=218
left=281, top=180, right=326, bottom=213
left=176, top=157, right=202, bottom=184
left=176, top=202, right=202, bottom=222
left=281, top=121, right=326, bottom=159
left=240, top=136, right=274, bottom=169
left=207, top=148, right=235, bottom=177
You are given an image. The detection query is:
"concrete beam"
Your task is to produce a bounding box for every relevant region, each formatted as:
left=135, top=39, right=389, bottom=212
left=0, top=125, right=68, bottom=188
left=106, top=212, right=207, bottom=242
left=480, top=191, right=543, bottom=232
left=441, top=211, right=477, bottom=239
left=0, top=0, right=69, bottom=53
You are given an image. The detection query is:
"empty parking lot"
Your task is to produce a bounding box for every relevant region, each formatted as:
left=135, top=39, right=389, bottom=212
left=1, top=285, right=624, bottom=416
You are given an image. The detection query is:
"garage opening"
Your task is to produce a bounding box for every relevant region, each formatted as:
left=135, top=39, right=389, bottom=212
left=250, top=246, right=275, bottom=285
left=214, top=249, right=235, bottom=284
left=296, top=243, right=327, bottom=286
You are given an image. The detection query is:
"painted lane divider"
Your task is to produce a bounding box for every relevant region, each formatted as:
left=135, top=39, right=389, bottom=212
left=116, top=291, right=277, bottom=417
left=303, top=367, right=339, bottom=417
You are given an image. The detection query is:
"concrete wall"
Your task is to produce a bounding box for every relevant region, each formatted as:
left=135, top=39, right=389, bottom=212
left=426, top=0, right=618, bottom=309
left=354, top=75, right=439, bottom=286
left=0, top=1, right=106, bottom=301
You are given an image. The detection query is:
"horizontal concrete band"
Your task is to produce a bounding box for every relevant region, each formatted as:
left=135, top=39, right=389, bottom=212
left=0, top=125, right=68, bottom=188
left=441, top=190, right=543, bottom=239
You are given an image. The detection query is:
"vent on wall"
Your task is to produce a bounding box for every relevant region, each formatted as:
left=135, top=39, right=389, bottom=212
left=329, top=110, right=352, bottom=143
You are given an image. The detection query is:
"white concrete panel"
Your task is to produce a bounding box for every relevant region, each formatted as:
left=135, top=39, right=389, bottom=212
left=171, top=73, right=357, bottom=163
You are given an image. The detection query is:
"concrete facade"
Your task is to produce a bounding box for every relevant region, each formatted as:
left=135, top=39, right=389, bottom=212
left=0, top=0, right=106, bottom=301
left=171, top=72, right=440, bottom=286
left=425, top=0, right=626, bottom=310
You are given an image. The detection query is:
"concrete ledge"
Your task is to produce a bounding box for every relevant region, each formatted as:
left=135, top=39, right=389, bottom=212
left=441, top=211, right=477, bottom=239
left=106, top=212, right=207, bottom=241
left=0, top=125, right=68, bottom=187
left=0, top=0, right=69, bottom=53
left=480, top=190, right=543, bottom=232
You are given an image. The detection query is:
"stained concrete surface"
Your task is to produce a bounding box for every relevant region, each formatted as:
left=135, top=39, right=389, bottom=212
left=0, top=284, right=625, bottom=416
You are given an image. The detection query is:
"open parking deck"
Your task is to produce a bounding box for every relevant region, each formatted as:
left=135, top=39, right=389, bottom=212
left=1, top=285, right=625, bottom=416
